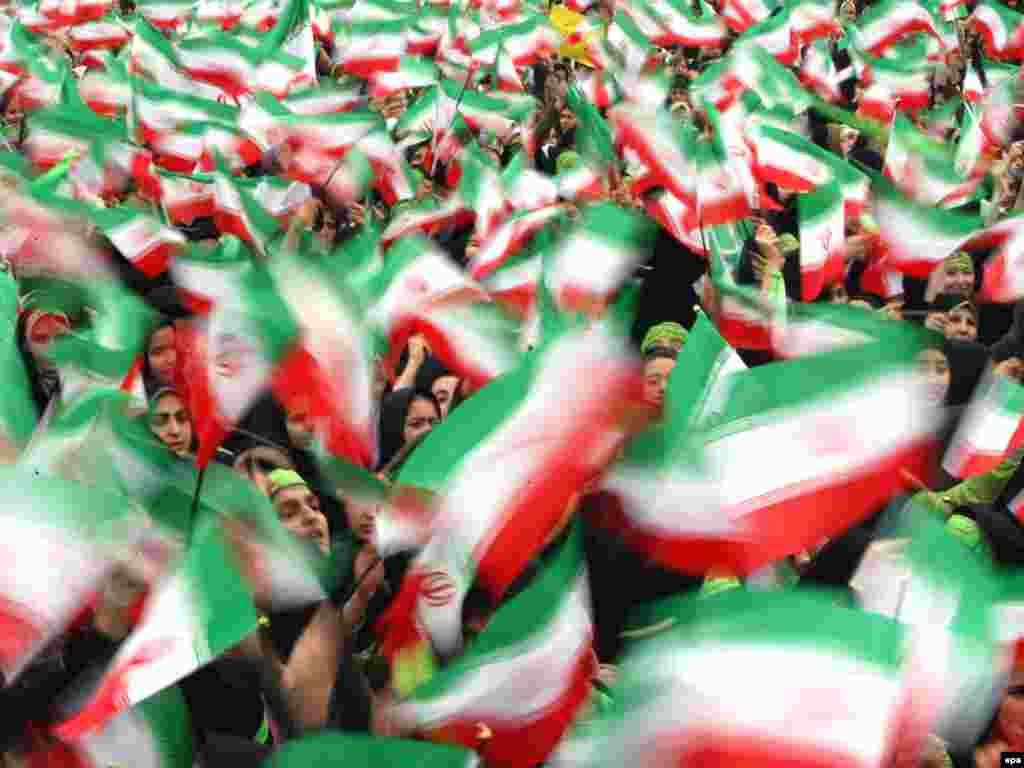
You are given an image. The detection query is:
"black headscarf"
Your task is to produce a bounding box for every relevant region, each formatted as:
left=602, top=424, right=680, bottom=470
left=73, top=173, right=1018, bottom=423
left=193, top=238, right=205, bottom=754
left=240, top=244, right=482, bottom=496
left=942, top=338, right=989, bottom=407
left=16, top=311, right=61, bottom=419
left=413, top=355, right=452, bottom=392
left=140, top=318, right=176, bottom=399
left=991, top=333, right=1024, bottom=365
left=376, top=387, right=440, bottom=472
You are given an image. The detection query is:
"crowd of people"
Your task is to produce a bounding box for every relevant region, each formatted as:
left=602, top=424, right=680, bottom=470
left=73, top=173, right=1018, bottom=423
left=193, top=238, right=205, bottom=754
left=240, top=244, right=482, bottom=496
left=3, top=0, right=1024, bottom=764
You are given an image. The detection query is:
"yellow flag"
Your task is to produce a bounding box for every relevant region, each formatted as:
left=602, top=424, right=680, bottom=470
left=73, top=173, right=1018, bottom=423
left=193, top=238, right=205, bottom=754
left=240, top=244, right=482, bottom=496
left=549, top=5, right=598, bottom=68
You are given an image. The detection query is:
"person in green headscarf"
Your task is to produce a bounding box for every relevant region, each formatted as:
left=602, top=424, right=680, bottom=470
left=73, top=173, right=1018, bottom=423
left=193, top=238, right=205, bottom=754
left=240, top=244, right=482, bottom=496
left=640, top=321, right=688, bottom=354
left=556, top=149, right=581, bottom=176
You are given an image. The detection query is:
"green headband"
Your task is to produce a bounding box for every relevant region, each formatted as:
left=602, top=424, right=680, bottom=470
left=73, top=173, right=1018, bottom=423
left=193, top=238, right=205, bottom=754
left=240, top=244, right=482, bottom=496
left=641, top=322, right=689, bottom=354
left=267, top=468, right=308, bottom=498
left=946, top=514, right=981, bottom=550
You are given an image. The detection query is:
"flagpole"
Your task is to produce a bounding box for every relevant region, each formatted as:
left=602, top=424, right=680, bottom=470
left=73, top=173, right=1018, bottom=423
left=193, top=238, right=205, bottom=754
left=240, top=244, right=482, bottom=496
left=187, top=465, right=207, bottom=547
left=431, top=63, right=477, bottom=177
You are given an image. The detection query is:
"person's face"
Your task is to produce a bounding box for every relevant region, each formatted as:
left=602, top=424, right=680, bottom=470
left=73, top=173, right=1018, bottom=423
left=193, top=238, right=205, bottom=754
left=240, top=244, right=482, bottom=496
left=840, top=128, right=859, bottom=156
left=147, top=326, right=176, bottom=385
left=27, top=313, right=70, bottom=366
left=431, top=375, right=460, bottom=418
left=464, top=233, right=483, bottom=262
left=559, top=107, right=577, bottom=135
left=318, top=211, right=338, bottom=246
left=943, top=261, right=975, bottom=296
left=150, top=393, right=192, bottom=457
left=917, top=349, right=951, bottom=405
left=345, top=499, right=378, bottom=543
left=643, top=357, right=676, bottom=409
left=945, top=307, right=978, bottom=342
left=285, top=398, right=315, bottom=450
left=273, top=485, right=330, bottom=554
left=403, top=396, right=439, bottom=446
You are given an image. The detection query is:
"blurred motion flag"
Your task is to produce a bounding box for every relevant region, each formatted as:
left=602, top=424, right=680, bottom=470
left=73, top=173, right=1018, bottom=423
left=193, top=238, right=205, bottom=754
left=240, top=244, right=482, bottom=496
left=0, top=467, right=126, bottom=682
left=54, top=516, right=259, bottom=742
left=694, top=330, right=939, bottom=573
left=0, top=268, right=39, bottom=459
left=387, top=325, right=639, bottom=658
left=60, top=685, right=195, bottom=768
left=390, top=524, right=594, bottom=768
left=268, top=732, right=479, bottom=768
left=551, top=589, right=913, bottom=768
left=943, top=370, right=1024, bottom=479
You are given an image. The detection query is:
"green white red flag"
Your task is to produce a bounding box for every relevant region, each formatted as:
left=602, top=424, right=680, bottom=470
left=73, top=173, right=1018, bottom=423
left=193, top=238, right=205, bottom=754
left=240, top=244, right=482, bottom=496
left=870, top=175, right=984, bottom=278
left=388, top=324, right=640, bottom=658
left=390, top=524, right=594, bottom=768
left=944, top=371, right=1024, bottom=479
left=267, top=733, right=478, bottom=768
left=550, top=589, right=919, bottom=768
left=797, top=181, right=845, bottom=301
left=53, top=516, right=260, bottom=742
left=0, top=467, right=125, bottom=682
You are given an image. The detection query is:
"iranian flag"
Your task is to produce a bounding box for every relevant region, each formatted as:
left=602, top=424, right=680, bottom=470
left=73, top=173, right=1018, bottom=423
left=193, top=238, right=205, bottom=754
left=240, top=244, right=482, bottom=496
left=369, top=56, right=441, bottom=98
left=972, top=0, right=1024, bottom=59
left=771, top=301, right=893, bottom=360
left=469, top=206, right=565, bottom=282
left=268, top=733, right=479, bottom=767
left=389, top=325, right=640, bottom=657
left=176, top=32, right=310, bottom=99
left=856, top=0, right=942, bottom=55
left=268, top=246, right=378, bottom=469
left=366, top=234, right=488, bottom=347
left=550, top=589, right=918, bottom=768
left=745, top=122, right=833, bottom=193
left=712, top=271, right=785, bottom=353
left=0, top=468, right=124, bottom=682
left=61, top=686, right=195, bottom=768
left=282, top=83, right=362, bottom=115
left=798, top=182, right=845, bottom=301
left=67, top=17, right=131, bottom=51
left=689, top=334, right=938, bottom=574
left=89, top=204, right=186, bottom=278
left=955, top=104, right=988, bottom=181
left=390, top=524, right=594, bottom=768
left=339, top=20, right=408, bottom=77
left=720, top=0, right=779, bottom=33
left=980, top=222, right=1024, bottom=302
left=480, top=250, right=541, bottom=319
left=545, top=202, right=654, bottom=316
left=136, top=0, right=195, bottom=32
left=0, top=270, right=38, bottom=460
left=884, top=113, right=978, bottom=207
left=80, top=67, right=130, bottom=118
left=673, top=311, right=748, bottom=432
left=53, top=517, right=259, bottom=741
left=944, top=372, right=1024, bottom=479
left=157, top=170, right=215, bottom=226
left=211, top=159, right=284, bottom=255
left=175, top=264, right=298, bottom=467
left=390, top=301, right=524, bottom=390
left=870, top=177, right=983, bottom=278
left=380, top=197, right=471, bottom=246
